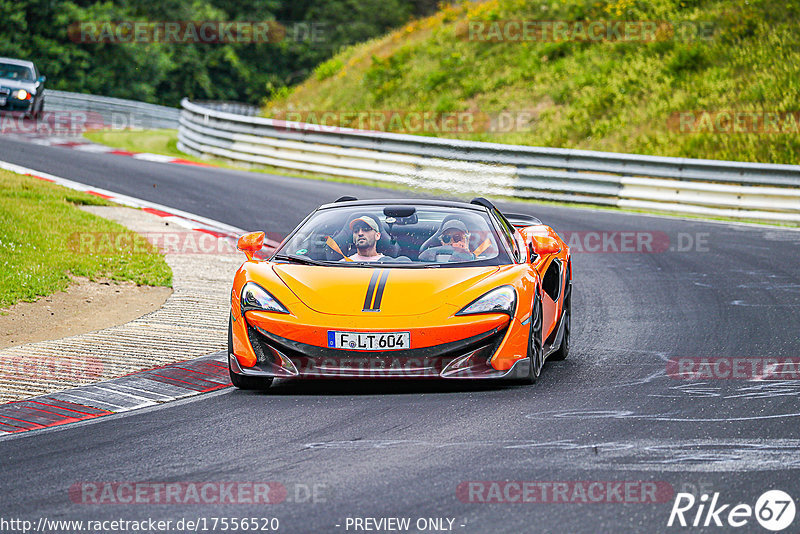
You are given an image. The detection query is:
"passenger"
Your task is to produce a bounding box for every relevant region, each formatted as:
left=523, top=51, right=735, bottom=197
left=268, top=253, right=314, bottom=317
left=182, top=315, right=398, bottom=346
left=419, top=220, right=475, bottom=262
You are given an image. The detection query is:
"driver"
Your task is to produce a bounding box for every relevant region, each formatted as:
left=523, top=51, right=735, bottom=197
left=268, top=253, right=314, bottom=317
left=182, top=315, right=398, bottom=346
left=419, top=220, right=475, bottom=262
left=346, top=215, right=385, bottom=262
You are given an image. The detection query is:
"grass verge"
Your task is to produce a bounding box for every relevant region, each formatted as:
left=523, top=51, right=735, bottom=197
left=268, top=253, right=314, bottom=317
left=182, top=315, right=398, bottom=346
left=0, top=169, right=172, bottom=309
left=84, top=129, right=185, bottom=158
left=264, top=0, right=800, bottom=165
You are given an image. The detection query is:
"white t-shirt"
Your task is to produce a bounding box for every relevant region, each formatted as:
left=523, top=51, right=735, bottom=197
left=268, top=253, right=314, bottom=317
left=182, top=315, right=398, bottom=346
left=346, top=253, right=384, bottom=262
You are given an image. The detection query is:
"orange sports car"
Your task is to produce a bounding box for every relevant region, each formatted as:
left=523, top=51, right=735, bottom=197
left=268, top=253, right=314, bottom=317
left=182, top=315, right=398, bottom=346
left=228, top=197, right=571, bottom=389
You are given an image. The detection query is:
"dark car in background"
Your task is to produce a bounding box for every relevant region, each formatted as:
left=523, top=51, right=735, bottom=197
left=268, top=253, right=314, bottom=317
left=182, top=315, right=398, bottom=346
left=0, top=58, right=46, bottom=119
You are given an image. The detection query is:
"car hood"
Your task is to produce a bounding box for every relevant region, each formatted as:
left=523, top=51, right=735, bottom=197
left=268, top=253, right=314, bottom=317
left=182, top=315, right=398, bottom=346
left=0, top=79, right=37, bottom=92
left=272, top=264, right=501, bottom=316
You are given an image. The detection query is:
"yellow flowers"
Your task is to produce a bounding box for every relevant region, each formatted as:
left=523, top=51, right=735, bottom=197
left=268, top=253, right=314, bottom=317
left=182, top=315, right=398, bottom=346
left=466, top=0, right=500, bottom=19
left=603, top=0, right=635, bottom=17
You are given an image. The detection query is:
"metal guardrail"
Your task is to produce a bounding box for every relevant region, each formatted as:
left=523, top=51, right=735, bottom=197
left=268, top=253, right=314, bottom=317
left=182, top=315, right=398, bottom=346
left=46, top=90, right=180, bottom=129
left=178, top=99, right=800, bottom=223
left=190, top=101, right=260, bottom=116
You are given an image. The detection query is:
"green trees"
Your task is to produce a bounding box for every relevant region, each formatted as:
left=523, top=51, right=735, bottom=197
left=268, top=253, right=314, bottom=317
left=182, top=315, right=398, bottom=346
left=0, top=0, right=434, bottom=106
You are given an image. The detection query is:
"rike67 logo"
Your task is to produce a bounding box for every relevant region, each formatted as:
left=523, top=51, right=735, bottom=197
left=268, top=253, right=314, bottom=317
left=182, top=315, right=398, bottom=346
left=668, top=490, right=796, bottom=531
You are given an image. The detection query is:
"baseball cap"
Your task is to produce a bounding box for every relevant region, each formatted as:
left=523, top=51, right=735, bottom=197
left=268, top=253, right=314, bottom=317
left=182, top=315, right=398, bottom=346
left=440, top=220, right=469, bottom=234
left=349, top=215, right=379, bottom=232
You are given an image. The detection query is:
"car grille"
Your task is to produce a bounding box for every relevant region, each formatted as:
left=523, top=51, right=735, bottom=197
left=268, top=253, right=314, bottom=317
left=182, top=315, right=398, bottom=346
left=0, top=88, right=9, bottom=96
left=246, top=323, right=507, bottom=377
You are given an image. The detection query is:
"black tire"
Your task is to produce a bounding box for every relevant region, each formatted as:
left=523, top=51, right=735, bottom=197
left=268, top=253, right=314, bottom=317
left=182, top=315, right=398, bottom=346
left=228, top=316, right=273, bottom=390
left=550, top=278, right=571, bottom=361
left=523, top=293, right=544, bottom=384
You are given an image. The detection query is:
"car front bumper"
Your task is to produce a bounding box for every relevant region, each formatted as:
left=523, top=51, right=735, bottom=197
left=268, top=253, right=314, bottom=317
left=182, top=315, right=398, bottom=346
left=230, top=313, right=531, bottom=381
left=0, top=96, right=34, bottom=113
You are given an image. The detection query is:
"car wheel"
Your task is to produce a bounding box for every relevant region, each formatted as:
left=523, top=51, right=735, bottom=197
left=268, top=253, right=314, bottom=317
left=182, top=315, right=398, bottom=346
left=228, top=316, right=273, bottom=390
left=524, top=293, right=543, bottom=384
left=550, top=279, right=571, bottom=361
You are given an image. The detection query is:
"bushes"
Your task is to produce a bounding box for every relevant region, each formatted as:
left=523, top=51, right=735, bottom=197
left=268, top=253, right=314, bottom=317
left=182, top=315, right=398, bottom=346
left=0, top=0, right=434, bottom=106
left=264, top=0, right=800, bottom=164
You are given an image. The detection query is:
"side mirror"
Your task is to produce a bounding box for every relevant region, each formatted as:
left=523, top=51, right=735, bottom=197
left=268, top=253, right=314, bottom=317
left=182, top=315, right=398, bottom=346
left=531, top=236, right=560, bottom=256
left=237, top=231, right=264, bottom=261
left=37, top=76, right=46, bottom=83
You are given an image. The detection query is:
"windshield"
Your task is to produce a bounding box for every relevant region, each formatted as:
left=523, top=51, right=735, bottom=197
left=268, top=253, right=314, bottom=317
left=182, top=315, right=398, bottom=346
left=274, top=205, right=510, bottom=267
left=0, top=63, right=34, bottom=82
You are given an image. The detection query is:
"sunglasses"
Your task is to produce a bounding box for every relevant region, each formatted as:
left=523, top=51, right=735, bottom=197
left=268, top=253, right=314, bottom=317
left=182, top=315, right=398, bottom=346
left=440, top=233, right=466, bottom=244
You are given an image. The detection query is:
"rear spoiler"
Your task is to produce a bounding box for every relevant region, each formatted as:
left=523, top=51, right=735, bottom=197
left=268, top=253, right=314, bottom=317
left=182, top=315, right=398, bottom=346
left=505, top=212, right=543, bottom=228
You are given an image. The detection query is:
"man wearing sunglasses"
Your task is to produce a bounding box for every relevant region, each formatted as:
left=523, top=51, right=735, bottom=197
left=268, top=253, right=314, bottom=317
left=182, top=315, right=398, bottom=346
left=346, top=215, right=385, bottom=262
left=419, top=220, right=475, bottom=262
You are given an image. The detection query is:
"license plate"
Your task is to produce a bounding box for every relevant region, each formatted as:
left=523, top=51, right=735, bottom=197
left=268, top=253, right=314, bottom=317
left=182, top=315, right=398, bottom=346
left=0, top=98, right=6, bottom=106
left=328, top=331, right=410, bottom=351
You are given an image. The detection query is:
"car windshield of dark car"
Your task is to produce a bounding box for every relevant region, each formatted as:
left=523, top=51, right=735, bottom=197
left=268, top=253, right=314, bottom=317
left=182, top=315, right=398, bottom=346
left=274, top=206, right=509, bottom=267
left=0, top=64, right=34, bottom=82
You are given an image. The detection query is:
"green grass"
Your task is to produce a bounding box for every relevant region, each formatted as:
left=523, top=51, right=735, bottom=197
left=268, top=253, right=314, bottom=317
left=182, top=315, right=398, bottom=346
left=84, top=129, right=186, bottom=159
left=0, top=170, right=172, bottom=309
left=84, top=129, right=275, bottom=169
left=264, top=0, right=800, bottom=165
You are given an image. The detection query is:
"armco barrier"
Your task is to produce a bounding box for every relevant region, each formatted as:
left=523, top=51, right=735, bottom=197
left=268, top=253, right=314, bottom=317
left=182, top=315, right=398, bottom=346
left=46, top=90, right=180, bottom=129
left=177, top=99, right=800, bottom=222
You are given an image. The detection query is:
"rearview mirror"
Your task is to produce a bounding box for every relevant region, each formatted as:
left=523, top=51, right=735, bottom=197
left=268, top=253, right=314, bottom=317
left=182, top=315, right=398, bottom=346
left=237, top=231, right=264, bottom=261
left=383, top=206, right=417, bottom=225
left=531, top=236, right=560, bottom=256
left=384, top=206, right=416, bottom=218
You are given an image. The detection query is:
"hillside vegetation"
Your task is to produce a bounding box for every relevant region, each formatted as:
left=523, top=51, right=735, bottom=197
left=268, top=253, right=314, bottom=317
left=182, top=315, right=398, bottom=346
left=1, top=0, right=437, bottom=105
left=264, top=0, right=800, bottom=164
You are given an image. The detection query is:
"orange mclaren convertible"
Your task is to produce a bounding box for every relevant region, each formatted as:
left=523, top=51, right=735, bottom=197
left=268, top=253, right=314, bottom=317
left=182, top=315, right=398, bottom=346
left=228, top=197, right=571, bottom=389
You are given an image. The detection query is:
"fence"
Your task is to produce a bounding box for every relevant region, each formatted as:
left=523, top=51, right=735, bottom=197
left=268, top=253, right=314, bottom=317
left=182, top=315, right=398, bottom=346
left=46, top=90, right=180, bottom=130
left=177, top=99, right=800, bottom=223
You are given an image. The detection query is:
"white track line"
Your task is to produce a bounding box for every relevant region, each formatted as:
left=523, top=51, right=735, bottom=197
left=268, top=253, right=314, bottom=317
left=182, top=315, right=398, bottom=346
left=0, top=158, right=282, bottom=247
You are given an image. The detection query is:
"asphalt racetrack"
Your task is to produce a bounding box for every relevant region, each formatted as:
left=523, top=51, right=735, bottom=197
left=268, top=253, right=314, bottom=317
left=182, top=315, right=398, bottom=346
left=1, top=137, right=799, bottom=533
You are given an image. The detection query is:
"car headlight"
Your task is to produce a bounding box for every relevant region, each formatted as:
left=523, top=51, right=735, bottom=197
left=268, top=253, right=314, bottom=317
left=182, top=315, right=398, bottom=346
left=241, top=282, right=290, bottom=315
left=13, top=90, right=31, bottom=100
left=456, top=285, right=516, bottom=316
